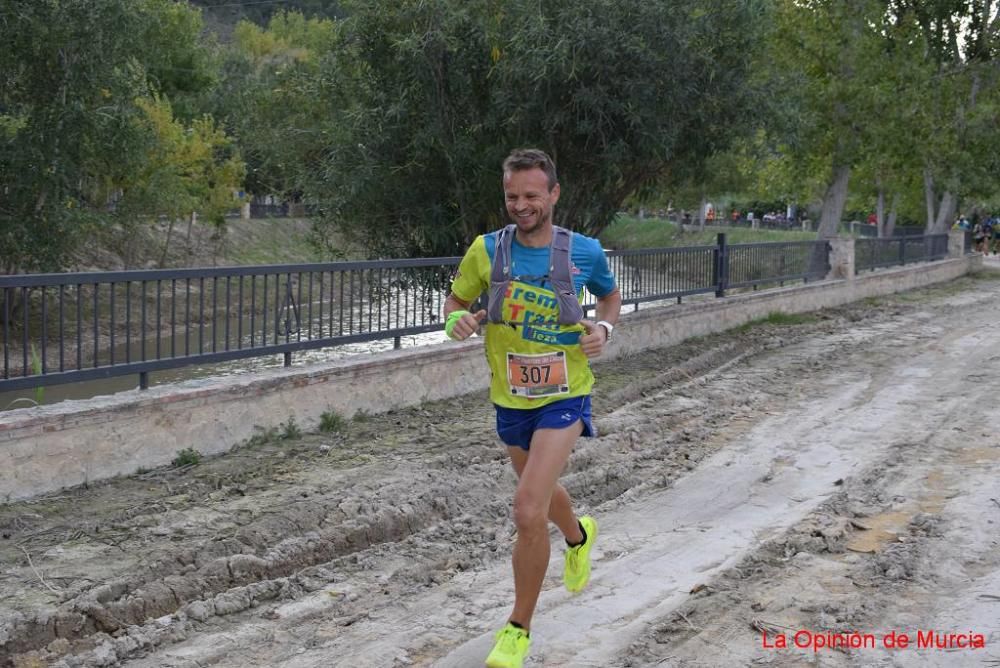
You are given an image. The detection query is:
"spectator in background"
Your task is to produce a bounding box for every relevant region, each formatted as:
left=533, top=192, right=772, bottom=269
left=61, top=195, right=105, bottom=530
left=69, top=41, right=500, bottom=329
left=972, top=218, right=987, bottom=253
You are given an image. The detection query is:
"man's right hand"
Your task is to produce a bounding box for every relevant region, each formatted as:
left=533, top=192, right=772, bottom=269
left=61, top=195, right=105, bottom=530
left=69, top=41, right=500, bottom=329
left=449, top=309, right=487, bottom=340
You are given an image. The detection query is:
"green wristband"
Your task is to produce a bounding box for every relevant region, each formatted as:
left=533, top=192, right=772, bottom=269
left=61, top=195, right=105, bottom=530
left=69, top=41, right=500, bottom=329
left=445, top=310, right=469, bottom=339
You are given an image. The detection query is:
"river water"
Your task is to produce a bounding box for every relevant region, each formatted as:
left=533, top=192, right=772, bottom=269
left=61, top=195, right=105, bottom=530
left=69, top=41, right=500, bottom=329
left=0, top=328, right=452, bottom=412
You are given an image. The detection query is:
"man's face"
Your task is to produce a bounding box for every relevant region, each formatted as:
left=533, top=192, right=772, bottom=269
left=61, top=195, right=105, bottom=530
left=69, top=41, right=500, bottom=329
left=503, top=167, right=560, bottom=236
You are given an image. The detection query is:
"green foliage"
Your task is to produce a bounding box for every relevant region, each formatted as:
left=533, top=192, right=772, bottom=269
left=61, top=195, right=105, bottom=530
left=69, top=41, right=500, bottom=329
left=191, top=0, right=344, bottom=36
left=280, top=417, right=302, bottom=440
left=117, top=96, right=244, bottom=222
left=319, top=410, right=346, bottom=433
left=244, top=425, right=280, bottom=447
left=224, top=218, right=325, bottom=265
left=735, top=311, right=817, bottom=332
left=4, top=0, right=997, bottom=274
left=206, top=11, right=337, bottom=205
left=171, top=448, right=202, bottom=467
left=738, top=1, right=1000, bottom=233
left=600, top=215, right=814, bottom=249
left=294, top=0, right=766, bottom=257
left=0, top=0, right=222, bottom=274
left=91, top=92, right=246, bottom=268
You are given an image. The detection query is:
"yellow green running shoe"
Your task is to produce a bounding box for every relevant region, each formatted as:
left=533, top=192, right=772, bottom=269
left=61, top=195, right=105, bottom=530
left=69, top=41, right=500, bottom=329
left=485, top=622, right=531, bottom=668
left=563, top=515, right=597, bottom=593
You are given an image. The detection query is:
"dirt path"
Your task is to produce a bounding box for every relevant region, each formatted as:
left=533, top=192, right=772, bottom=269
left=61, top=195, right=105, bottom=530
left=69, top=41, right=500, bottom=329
left=2, top=274, right=999, bottom=668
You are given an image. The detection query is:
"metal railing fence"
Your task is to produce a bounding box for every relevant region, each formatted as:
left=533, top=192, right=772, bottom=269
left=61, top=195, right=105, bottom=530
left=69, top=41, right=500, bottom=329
left=853, top=224, right=927, bottom=238
left=727, top=240, right=830, bottom=290
left=855, top=235, right=948, bottom=273
left=2, top=235, right=831, bottom=394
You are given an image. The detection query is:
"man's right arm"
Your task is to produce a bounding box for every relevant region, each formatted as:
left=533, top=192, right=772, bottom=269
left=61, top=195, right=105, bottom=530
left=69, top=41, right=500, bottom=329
left=444, top=236, right=488, bottom=340
left=444, top=294, right=486, bottom=341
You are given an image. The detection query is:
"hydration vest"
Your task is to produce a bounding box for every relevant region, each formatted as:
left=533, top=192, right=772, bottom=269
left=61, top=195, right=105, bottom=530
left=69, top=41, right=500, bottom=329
left=487, top=224, right=584, bottom=326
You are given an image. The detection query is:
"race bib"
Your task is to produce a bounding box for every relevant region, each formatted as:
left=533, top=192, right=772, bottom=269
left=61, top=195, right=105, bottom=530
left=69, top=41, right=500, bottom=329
left=506, top=351, right=570, bottom=398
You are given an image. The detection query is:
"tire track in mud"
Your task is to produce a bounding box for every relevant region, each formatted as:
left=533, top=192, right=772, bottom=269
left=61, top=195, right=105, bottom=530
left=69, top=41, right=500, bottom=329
left=1, top=275, right=996, bottom=667
left=0, top=321, right=794, bottom=665
left=625, top=427, right=1000, bottom=667
left=625, top=291, right=1000, bottom=667
left=137, top=285, right=990, bottom=668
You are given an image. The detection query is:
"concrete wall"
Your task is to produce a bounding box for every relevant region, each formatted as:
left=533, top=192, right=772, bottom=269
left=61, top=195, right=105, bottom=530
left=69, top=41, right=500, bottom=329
left=0, top=252, right=981, bottom=501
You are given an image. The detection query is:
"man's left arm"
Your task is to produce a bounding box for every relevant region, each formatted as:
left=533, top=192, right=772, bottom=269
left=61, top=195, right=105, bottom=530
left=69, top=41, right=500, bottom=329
left=594, top=287, right=621, bottom=330
left=579, top=237, right=621, bottom=358
left=580, top=287, right=621, bottom=358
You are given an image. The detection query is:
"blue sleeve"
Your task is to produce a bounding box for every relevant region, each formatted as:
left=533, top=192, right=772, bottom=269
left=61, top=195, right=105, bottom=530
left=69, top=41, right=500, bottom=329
left=581, top=236, right=616, bottom=297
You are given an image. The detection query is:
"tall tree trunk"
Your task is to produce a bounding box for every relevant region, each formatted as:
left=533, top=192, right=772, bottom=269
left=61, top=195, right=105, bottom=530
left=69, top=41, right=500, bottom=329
left=885, top=193, right=899, bottom=237
left=160, top=218, right=176, bottom=268
left=934, top=191, right=956, bottom=234
left=810, top=163, right=851, bottom=277
left=816, top=164, right=851, bottom=239
left=923, top=168, right=937, bottom=233
left=698, top=195, right=707, bottom=231
left=876, top=185, right=886, bottom=237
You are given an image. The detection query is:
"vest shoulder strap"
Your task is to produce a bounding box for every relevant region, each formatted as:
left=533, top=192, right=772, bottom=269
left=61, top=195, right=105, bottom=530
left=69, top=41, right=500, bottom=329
left=486, top=224, right=583, bottom=326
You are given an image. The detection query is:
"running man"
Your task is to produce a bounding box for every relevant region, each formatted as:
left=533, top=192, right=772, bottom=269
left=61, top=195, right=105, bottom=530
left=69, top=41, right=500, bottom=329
left=444, top=148, right=622, bottom=668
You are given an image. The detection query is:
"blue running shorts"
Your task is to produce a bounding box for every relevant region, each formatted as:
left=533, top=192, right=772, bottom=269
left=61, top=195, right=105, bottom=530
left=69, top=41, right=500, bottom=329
left=495, top=395, right=595, bottom=451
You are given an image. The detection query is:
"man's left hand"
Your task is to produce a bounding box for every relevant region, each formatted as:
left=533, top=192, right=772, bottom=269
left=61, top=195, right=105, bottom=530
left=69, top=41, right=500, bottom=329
left=579, top=319, right=607, bottom=359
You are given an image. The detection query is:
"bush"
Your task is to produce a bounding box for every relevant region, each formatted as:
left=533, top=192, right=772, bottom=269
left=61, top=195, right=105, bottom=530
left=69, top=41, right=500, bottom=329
left=319, top=410, right=346, bottom=433
left=280, top=417, right=302, bottom=440
left=171, top=448, right=202, bottom=467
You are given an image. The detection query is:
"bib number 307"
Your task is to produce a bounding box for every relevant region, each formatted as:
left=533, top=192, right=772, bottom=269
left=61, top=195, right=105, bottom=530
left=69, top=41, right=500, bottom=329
left=506, top=351, right=569, bottom=398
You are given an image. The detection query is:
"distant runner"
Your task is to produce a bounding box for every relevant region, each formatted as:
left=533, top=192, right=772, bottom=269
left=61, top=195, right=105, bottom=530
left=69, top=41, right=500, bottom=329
left=444, top=148, right=622, bottom=668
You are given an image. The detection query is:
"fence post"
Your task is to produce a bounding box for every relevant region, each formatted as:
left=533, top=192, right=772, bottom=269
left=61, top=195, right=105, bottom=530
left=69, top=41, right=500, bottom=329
left=825, top=237, right=855, bottom=280
left=947, top=230, right=966, bottom=259
left=714, top=233, right=728, bottom=297
left=898, top=238, right=906, bottom=266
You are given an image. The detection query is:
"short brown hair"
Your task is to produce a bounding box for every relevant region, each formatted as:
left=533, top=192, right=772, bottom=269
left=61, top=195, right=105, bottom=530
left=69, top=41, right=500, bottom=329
left=502, top=148, right=558, bottom=191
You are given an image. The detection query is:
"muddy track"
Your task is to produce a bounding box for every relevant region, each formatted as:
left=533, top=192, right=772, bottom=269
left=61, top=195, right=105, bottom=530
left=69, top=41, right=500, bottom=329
left=1, top=274, right=998, bottom=667
left=625, top=398, right=1000, bottom=668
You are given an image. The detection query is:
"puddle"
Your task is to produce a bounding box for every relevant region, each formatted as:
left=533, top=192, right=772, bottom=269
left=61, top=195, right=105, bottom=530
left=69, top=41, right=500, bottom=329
left=847, top=510, right=913, bottom=553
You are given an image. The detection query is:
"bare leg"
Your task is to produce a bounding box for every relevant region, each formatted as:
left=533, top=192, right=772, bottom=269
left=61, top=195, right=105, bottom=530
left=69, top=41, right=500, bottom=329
left=506, top=422, right=583, bottom=630
left=508, top=445, right=584, bottom=545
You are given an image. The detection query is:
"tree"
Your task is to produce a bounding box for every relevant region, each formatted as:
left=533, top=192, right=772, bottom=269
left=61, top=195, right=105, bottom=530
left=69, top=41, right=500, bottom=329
left=764, top=0, right=893, bottom=239
left=760, top=0, right=1000, bottom=239
left=839, top=6, right=939, bottom=236
left=895, top=0, right=1000, bottom=232
left=206, top=11, right=338, bottom=202
left=191, top=0, right=344, bottom=38
left=104, top=96, right=246, bottom=268
left=305, top=0, right=767, bottom=257
left=0, top=0, right=218, bottom=274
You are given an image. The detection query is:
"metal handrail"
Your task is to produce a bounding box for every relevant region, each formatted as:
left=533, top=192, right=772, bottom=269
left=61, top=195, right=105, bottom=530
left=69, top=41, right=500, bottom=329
left=1, top=236, right=834, bottom=394
left=855, top=235, right=949, bottom=273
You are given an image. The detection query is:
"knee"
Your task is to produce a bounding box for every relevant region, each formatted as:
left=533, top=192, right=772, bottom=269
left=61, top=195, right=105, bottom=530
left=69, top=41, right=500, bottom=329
left=512, top=492, right=547, bottom=534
